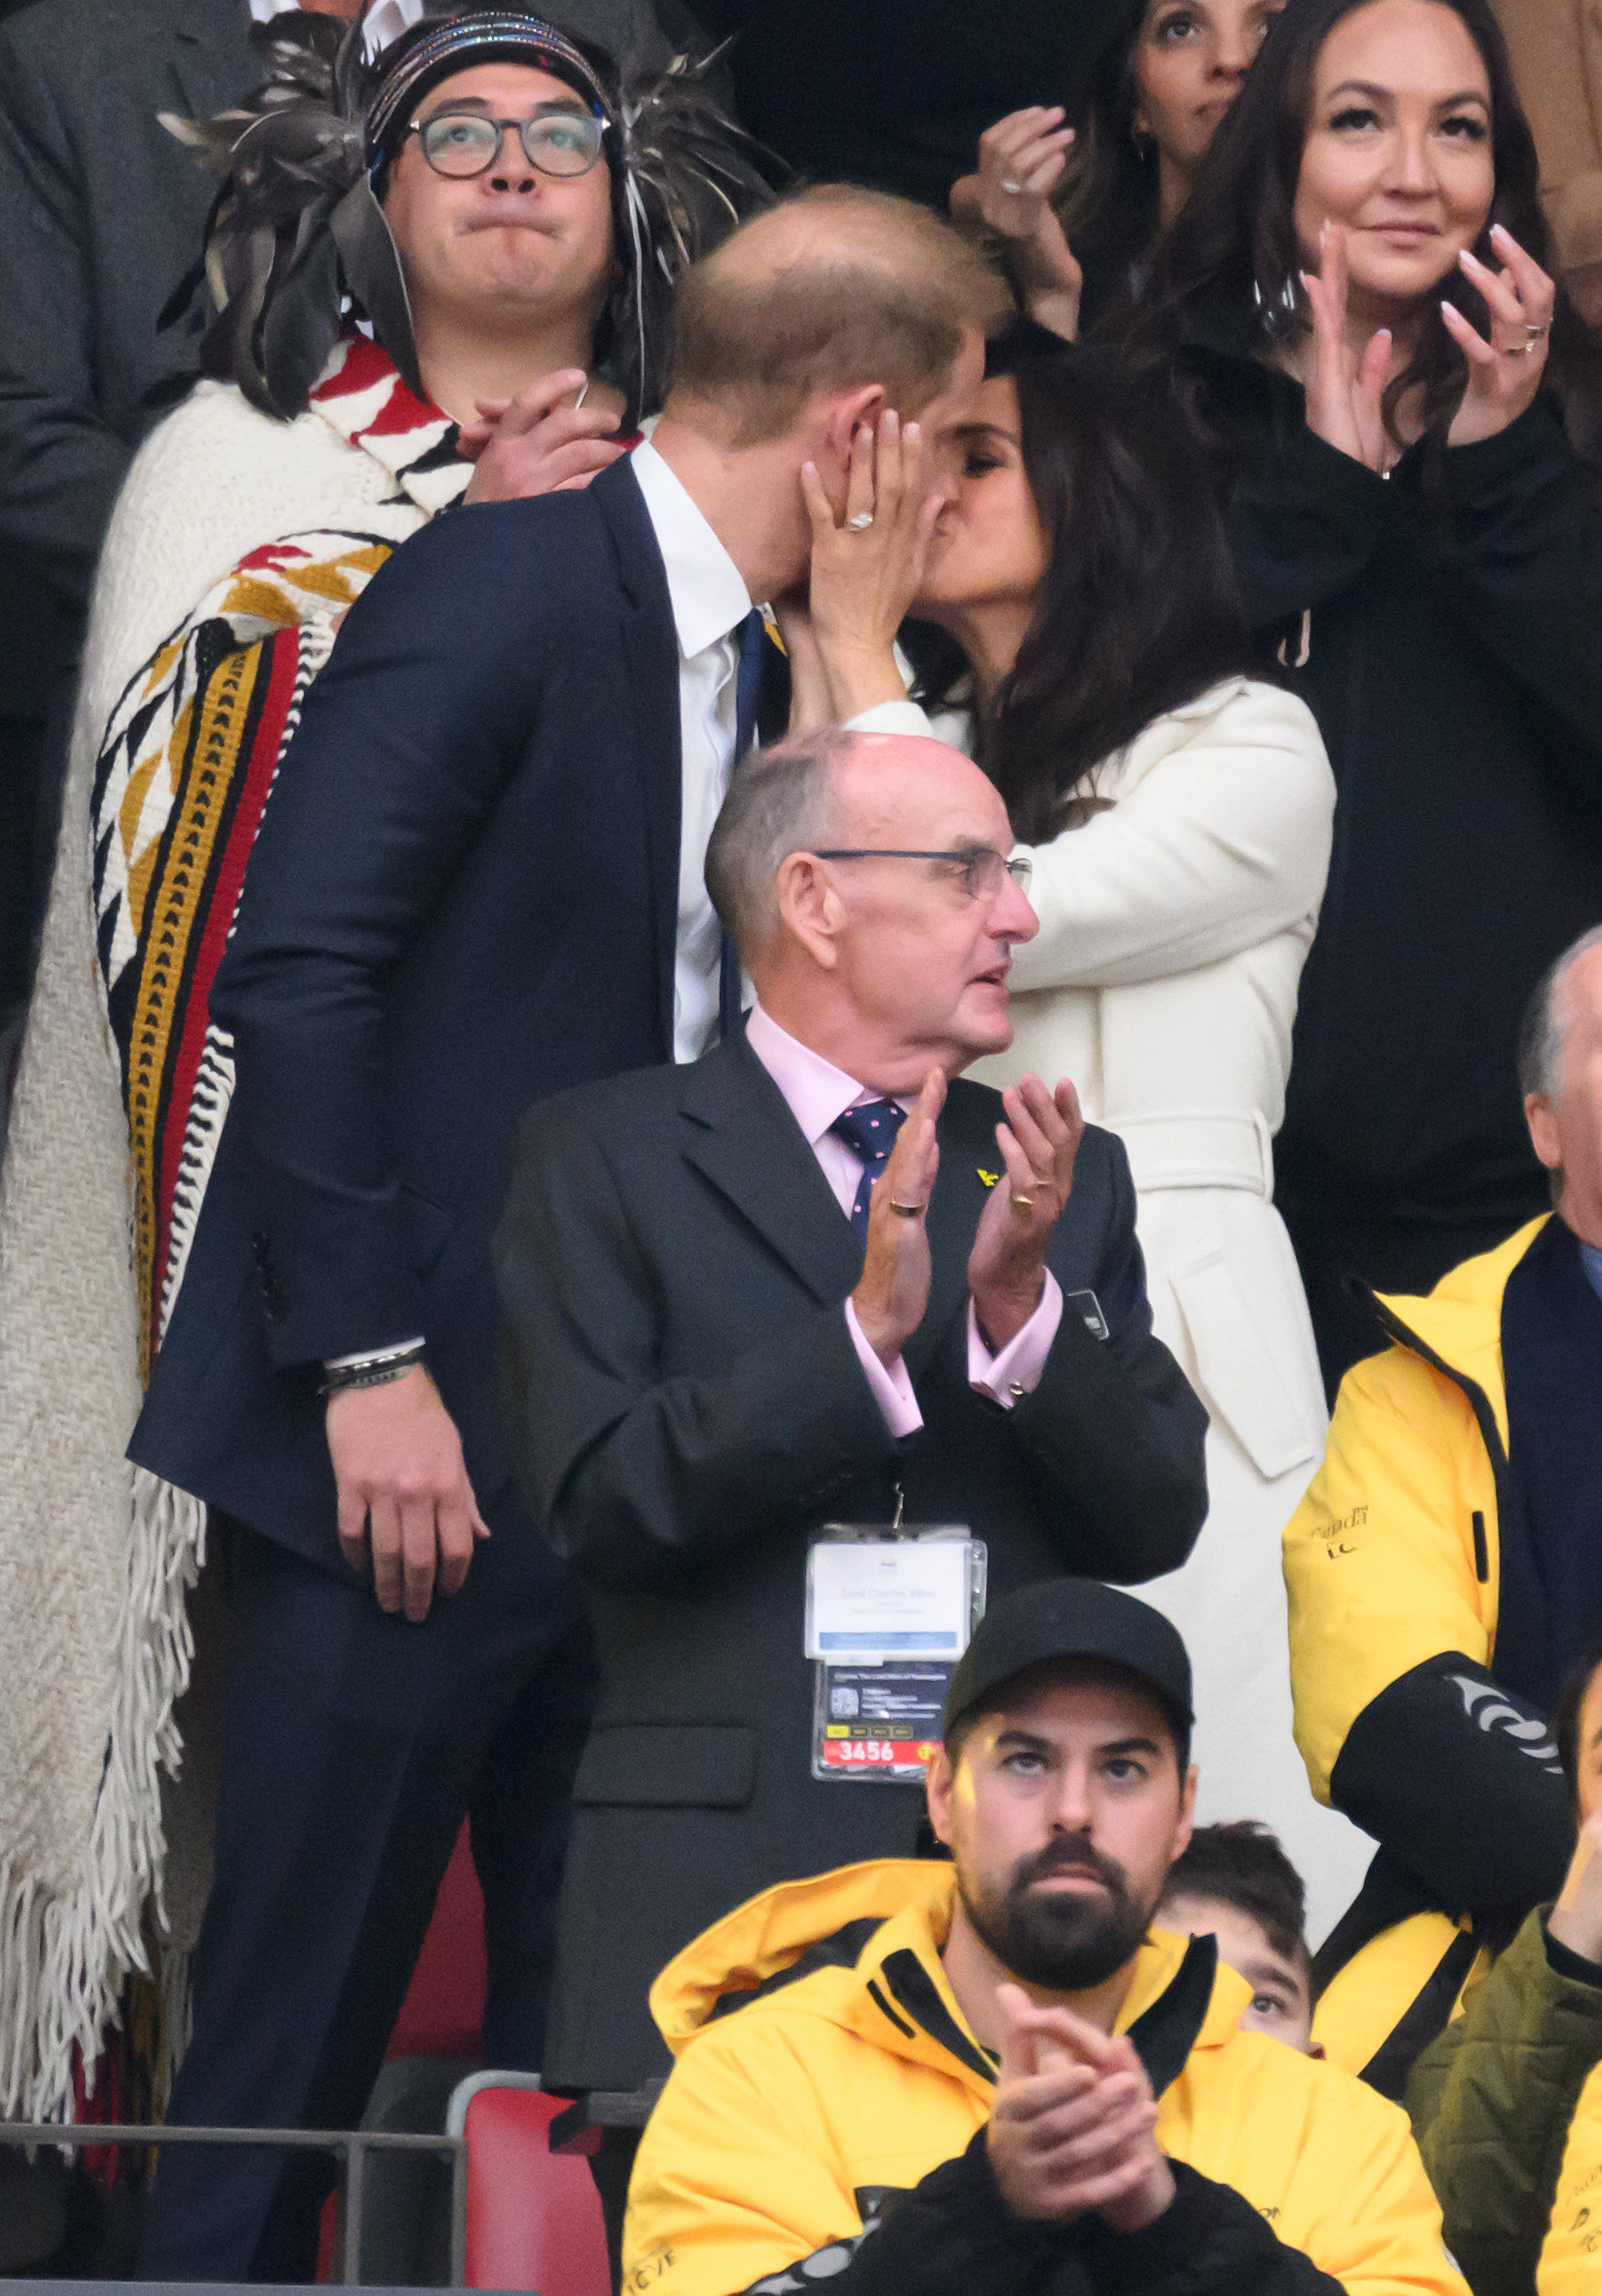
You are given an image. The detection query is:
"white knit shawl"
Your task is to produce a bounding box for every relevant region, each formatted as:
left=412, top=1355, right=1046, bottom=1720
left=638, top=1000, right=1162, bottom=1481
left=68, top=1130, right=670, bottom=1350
left=0, top=379, right=435, bottom=2122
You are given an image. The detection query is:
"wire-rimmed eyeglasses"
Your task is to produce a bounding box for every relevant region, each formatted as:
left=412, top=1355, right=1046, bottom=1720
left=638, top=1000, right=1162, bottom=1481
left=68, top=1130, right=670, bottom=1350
left=811, top=848, right=1033, bottom=901
left=404, top=106, right=608, bottom=180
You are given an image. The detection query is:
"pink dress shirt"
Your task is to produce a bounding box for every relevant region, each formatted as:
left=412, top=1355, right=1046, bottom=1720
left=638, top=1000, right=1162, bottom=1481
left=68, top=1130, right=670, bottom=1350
left=743, top=1004, right=1063, bottom=1437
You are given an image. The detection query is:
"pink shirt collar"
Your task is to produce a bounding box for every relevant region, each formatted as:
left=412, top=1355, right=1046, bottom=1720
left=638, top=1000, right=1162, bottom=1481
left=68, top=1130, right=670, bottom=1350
left=743, top=1003, right=910, bottom=1143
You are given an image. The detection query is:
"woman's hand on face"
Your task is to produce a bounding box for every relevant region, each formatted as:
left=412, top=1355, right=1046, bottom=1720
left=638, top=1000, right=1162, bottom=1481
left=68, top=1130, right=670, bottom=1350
left=799, top=408, right=944, bottom=720
left=1443, top=224, right=1555, bottom=446
left=951, top=107, right=1083, bottom=342
left=1299, top=222, right=1394, bottom=472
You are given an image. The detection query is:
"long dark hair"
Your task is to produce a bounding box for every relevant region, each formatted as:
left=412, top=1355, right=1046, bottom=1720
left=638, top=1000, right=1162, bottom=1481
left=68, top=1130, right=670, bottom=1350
left=913, top=330, right=1260, bottom=844
left=1143, top=0, right=1602, bottom=458
left=1052, top=0, right=1163, bottom=331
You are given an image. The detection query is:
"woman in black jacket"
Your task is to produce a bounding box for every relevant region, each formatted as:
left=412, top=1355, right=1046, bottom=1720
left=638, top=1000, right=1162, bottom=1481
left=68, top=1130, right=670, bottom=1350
left=1137, top=0, right=1602, bottom=1391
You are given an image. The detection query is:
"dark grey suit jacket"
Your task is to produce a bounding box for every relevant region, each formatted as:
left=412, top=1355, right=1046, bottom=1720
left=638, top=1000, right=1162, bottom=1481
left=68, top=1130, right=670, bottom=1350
left=0, top=0, right=258, bottom=716
left=494, top=1033, right=1209, bottom=2090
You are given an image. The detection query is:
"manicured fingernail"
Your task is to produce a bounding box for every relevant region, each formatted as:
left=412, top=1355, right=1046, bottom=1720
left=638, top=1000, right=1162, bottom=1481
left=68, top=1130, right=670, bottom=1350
left=906, top=421, right=920, bottom=442
left=1491, top=221, right=1513, bottom=244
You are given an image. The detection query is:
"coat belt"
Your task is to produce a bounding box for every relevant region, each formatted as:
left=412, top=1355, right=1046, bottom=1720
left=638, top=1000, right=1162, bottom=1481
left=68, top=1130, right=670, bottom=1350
left=1107, top=1109, right=1275, bottom=1200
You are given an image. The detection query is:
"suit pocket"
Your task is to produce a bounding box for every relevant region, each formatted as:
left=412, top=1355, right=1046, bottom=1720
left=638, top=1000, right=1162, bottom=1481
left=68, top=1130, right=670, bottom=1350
left=571, top=1725, right=758, bottom=1809
left=1169, top=1246, right=1318, bottom=1482
left=399, top=1180, right=454, bottom=1281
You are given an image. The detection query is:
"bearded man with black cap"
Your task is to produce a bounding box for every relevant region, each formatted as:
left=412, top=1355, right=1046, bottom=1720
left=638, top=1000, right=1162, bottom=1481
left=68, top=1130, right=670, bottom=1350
left=623, top=1580, right=1465, bottom=2296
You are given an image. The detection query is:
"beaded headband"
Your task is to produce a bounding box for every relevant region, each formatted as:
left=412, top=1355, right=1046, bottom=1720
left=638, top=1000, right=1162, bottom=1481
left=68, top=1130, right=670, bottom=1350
left=364, top=12, right=610, bottom=156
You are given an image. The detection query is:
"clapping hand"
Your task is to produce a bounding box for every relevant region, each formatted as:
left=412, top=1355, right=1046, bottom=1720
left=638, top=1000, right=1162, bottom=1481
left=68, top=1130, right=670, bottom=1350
left=968, top=1075, right=1084, bottom=1352
left=1443, top=224, right=1555, bottom=446
left=460, top=369, right=626, bottom=502
left=1299, top=222, right=1395, bottom=472
left=851, top=1070, right=945, bottom=1366
left=987, top=1984, right=1176, bottom=2231
left=952, top=108, right=1084, bottom=342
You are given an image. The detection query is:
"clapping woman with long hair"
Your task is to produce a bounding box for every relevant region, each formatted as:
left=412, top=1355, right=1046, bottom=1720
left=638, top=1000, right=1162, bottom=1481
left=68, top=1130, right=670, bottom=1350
left=1137, top=0, right=1602, bottom=1389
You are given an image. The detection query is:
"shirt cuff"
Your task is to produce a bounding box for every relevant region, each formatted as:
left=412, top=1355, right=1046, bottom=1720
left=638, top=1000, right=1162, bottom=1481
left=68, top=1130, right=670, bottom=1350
left=969, top=1273, right=1063, bottom=1406
left=844, top=1299, right=924, bottom=1437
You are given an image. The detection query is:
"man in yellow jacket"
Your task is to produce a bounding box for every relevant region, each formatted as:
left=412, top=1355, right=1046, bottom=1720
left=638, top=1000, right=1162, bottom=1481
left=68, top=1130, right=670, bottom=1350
left=1284, top=928, right=1602, bottom=2088
left=623, top=1579, right=1463, bottom=2296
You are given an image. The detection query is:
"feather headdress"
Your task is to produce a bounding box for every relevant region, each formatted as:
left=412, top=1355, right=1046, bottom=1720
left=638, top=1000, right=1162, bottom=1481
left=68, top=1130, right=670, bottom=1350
left=161, top=5, right=775, bottom=425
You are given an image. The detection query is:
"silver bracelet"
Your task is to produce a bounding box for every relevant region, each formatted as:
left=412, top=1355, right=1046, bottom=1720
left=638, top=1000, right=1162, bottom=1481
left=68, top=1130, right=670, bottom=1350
left=320, top=1343, right=427, bottom=1396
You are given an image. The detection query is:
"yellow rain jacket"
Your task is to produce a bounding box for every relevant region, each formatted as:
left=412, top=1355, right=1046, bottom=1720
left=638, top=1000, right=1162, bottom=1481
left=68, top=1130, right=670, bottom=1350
left=1283, top=1220, right=1576, bottom=2079
left=623, top=1858, right=1466, bottom=2296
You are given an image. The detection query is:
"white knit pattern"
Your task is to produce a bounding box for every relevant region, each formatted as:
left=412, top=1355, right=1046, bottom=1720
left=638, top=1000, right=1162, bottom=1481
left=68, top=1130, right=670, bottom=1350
left=0, top=376, right=435, bottom=2122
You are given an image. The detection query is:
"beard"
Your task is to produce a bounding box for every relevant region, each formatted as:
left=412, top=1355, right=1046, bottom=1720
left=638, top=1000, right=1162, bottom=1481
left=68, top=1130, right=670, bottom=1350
left=957, top=1834, right=1155, bottom=1992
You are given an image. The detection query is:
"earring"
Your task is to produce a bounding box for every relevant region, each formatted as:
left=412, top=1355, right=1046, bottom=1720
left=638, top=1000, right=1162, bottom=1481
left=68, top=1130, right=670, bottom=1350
left=1130, top=120, right=1154, bottom=157
left=1253, top=275, right=1300, bottom=341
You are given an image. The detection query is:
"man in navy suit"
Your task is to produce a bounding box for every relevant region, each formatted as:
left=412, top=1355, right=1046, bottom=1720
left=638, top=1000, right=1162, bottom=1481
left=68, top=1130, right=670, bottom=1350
left=129, top=186, right=1004, bottom=2279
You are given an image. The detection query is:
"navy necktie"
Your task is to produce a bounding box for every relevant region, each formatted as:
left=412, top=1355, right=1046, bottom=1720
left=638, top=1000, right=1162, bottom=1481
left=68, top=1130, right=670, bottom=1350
left=719, top=609, right=770, bottom=1040
left=831, top=1100, right=908, bottom=1243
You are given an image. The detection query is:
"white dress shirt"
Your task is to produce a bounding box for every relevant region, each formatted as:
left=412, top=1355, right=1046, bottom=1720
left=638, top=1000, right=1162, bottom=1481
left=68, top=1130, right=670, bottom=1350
left=249, top=0, right=423, bottom=58
left=627, top=440, right=755, bottom=1064
left=743, top=1004, right=1063, bottom=1438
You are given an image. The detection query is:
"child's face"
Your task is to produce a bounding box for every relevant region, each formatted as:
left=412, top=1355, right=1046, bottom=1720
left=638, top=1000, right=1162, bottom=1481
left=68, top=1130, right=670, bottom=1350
left=1158, top=1892, right=1316, bottom=2053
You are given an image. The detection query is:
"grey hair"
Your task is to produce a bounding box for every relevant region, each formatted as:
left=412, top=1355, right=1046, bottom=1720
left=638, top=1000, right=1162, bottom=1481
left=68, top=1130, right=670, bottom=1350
left=705, top=727, right=858, bottom=959
left=1517, top=924, right=1602, bottom=1102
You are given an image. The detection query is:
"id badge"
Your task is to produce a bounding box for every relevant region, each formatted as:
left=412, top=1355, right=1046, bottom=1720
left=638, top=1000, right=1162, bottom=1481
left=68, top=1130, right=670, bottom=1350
left=806, top=1525, right=986, bottom=1782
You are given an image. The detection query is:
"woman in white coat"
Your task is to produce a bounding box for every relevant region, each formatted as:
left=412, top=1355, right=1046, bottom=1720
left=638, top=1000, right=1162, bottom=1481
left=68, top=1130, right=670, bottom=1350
left=785, top=324, right=1370, bottom=1938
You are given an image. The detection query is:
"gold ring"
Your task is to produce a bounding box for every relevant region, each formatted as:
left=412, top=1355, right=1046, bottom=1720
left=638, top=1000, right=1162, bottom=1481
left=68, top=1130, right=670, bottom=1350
left=847, top=510, right=874, bottom=532
left=889, top=1198, right=927, bottom=1217
left=1503, top=341, right=1537, bottom=356
left=1525, top=320, right=1552, bottom=338
left=1010, top=1192, right=1035, bottom=1212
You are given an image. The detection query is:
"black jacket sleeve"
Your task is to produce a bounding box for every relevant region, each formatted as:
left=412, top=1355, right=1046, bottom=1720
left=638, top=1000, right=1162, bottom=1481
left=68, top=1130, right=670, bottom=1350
left=1424, top=400, right=1602, bottom=774
left=1329, top=1653, right=1575, bottom=1914
left=207, top=505, right=559, bottom=1368
left=1225, top=423, right=1392, bottom=630
left=495, top=1092, right=904, bottom=1594
left=1005, top=1138, right=1208, bottom=1584
left=735, top=2141, right=1343, bottom=2296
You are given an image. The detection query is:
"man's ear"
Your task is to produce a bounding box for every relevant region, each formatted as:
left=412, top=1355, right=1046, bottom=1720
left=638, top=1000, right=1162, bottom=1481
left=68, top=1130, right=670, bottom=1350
left=774, top=851, right=844, bottom=972
left=1527, top=1091, right=1562, bottom=1172
left=810, top=384, right=889, bottom=514
left=925, top=1743, right=957, bottom=1849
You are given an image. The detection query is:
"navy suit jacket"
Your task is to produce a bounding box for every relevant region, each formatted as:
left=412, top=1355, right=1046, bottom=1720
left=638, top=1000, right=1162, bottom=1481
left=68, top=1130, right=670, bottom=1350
left=131, top=458, right=709, bottom=1568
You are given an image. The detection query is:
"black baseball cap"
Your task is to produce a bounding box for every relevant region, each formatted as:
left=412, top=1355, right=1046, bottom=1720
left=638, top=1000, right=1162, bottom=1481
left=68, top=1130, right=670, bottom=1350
left=942, top=1579, right=1194, bottom=1746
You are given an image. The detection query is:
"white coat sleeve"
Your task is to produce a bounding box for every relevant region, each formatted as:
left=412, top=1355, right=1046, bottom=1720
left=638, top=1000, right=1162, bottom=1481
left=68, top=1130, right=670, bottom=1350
left=1006, top=682, right=1335, bottom=991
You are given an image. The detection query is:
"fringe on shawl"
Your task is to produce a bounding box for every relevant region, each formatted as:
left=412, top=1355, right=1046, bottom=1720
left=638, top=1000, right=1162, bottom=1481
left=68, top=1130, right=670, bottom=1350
left=0, top=1473, right=204, bottom=2123
left=0, top=543, right=389, bottom=2125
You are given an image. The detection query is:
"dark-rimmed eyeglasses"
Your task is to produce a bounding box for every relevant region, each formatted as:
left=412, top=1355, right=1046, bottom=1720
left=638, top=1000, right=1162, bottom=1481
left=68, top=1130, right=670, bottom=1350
left=404, top=107, right=608, bottom=180
left=811, top=848, right=1033, bottom=901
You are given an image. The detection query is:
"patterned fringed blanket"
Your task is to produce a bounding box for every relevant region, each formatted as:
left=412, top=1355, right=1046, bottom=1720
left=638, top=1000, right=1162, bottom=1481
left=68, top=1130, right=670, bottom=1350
left=91, top=536, right=391, bottom=1379
left=0, top=331, right=467, bottom=2125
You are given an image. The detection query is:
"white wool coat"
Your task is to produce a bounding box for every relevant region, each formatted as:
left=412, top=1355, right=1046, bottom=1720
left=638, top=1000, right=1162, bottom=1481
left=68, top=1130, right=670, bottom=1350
left=854, top=676, right=1372, bottom=1941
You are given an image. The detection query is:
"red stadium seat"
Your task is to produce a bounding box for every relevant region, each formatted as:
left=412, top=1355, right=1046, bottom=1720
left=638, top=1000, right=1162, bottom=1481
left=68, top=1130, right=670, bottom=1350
left=447, top=2072, right=610, bottom=2296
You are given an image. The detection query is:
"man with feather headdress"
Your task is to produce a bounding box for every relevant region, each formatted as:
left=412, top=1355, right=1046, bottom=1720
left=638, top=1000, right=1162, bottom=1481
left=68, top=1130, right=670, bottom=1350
left=0, top=2, right=770, bottom=2267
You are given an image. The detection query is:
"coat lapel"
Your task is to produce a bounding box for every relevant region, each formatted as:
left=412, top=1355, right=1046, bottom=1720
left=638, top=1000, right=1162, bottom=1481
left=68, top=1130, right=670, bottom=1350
left=594, top=459, right=682, bottom=1058
left=678, top=1038, right=864, bottom=1307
